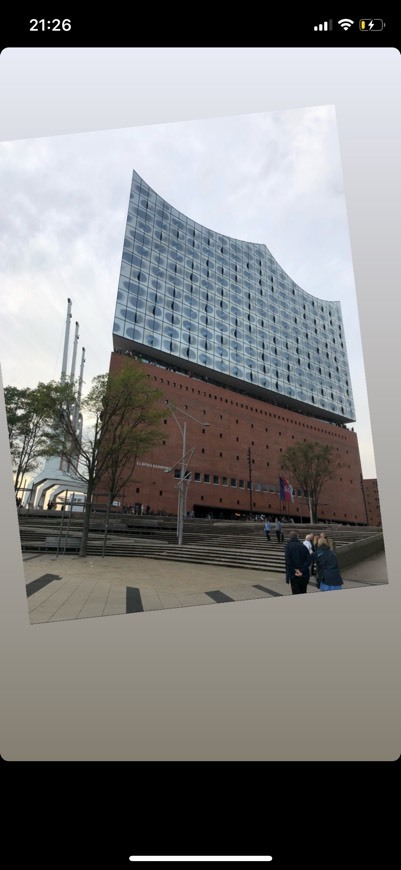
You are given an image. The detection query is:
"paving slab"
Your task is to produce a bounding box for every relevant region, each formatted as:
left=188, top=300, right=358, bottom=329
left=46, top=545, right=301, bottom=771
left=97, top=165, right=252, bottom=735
left=29, top=578, right=83, bottom=623
left=47, top=579, right=98, bottom=621
left=76, top=580, right=112, bottom=620
left=21, top=550, right=389, bottom=623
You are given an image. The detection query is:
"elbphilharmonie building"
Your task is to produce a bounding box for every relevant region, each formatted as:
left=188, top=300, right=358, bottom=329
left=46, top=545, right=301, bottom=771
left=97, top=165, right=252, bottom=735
left=113, top=170, right=355, bottom=425
left=109, top=170, right=366, bottom=523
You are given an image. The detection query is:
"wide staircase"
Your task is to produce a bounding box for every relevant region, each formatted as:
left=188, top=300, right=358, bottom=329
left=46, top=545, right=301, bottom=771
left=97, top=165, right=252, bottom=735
left=18, top=511, right=384, bottom=574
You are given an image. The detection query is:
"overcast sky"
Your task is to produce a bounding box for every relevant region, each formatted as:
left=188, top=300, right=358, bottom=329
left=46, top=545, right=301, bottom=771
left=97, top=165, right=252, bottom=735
left=0, top=105, right=377, bottom=477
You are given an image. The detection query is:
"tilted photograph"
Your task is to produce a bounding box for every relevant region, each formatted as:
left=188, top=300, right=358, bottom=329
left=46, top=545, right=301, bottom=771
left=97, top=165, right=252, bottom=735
left=0, top=107, right=387, bottom=623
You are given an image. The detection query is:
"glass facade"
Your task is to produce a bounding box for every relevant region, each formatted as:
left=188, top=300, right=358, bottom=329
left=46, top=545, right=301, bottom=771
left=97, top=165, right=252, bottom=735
left=113, top=170, right=355, bottom=423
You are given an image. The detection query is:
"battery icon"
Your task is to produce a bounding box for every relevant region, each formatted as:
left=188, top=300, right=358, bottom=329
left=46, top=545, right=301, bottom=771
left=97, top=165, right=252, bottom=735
left=359, top=19, right=384, bottom=30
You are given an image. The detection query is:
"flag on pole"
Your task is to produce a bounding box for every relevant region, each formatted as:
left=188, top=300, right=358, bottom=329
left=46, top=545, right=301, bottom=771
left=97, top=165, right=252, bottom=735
left=279, top=476, right=294, bottom=502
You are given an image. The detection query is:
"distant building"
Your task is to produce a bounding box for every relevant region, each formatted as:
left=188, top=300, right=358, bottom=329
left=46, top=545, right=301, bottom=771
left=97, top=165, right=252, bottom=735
left=107, top=170, right=367, bottom=523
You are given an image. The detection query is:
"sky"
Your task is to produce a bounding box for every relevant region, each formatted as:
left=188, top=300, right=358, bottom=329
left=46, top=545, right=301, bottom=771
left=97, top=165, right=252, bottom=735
left=0, top=105, right=377, bottom=478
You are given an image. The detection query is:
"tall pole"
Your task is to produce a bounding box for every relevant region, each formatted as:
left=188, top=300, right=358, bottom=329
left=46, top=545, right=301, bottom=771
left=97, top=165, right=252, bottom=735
left=73, top=346, right=86, bottom=432
left=165, top=402, right=208, bottom=545
left=77, top=346, right=86, bottom=406
left=178, top=422, right=187, bottom=546
left=360, top=473, right=369, bottom=525
left=68, top=346, right=86, bottom=474
left=70, top=321, right=80, bottom=384
left=60, top=298, right=72, bottom=385
left=247, top=446, right=252, bottom=519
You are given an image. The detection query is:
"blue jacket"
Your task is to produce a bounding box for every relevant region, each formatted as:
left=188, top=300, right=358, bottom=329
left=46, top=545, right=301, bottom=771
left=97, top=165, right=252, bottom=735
left=313, top=547, right=343, bottom=586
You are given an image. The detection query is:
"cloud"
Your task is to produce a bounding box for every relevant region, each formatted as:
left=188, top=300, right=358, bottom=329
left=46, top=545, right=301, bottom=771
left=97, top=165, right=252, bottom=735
left=0, top=106, right=376, bottom=476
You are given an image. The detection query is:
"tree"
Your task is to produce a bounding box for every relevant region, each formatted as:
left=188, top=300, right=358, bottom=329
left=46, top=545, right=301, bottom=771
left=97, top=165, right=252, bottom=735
left=4, top=382, right=72, bottom=494
left=46, top=362, right=167, bottom=556
left=281, top=440, right=338, bottom=523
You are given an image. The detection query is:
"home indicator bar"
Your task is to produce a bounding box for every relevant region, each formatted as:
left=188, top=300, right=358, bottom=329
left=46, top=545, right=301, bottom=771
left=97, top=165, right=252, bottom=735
left=129, top=859, right=273, bottom=864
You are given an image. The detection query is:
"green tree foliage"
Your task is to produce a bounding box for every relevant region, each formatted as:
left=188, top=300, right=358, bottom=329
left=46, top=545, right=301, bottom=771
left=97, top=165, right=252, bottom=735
left=46, top=362, right=167, bottom=556
left=281, top=440, right=338, bottom=523
left=4, top=382, right=72, bottom=493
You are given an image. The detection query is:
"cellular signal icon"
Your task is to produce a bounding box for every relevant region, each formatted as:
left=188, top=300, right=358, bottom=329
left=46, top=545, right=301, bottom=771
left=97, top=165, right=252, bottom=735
left=338, top=18, right=354, bottom=30
left=314, top=20, right=333, bottom=30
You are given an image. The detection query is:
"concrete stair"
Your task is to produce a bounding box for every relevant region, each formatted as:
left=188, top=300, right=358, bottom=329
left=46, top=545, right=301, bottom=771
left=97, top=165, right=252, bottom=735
left=18, top=513, right=383, bottom=573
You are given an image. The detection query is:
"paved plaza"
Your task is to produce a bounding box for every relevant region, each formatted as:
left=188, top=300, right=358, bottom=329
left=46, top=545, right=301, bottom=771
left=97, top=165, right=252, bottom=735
left=22, top=549, right=388, bottom=624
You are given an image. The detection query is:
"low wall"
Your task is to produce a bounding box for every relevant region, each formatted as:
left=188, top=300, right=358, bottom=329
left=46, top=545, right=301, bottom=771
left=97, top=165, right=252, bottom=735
left=45, top=536, right=80, bottom=551
left=337, top=533, right=384, bottom=570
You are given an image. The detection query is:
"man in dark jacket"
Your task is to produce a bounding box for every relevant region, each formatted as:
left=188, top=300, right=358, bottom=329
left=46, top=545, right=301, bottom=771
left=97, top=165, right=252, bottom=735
left=285, top=531, right=312, bottom=594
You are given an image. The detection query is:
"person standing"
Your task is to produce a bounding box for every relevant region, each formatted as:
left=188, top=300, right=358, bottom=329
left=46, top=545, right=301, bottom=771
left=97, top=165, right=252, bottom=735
left=275, top=517, right=283, bottom=542
left=303, top=532, right=314, bottom=556
left=319, top=532, right=336, bottom=551
left=303, top=533, right=315, bottom=577
left=264, top=519, right=271, bottom=541
left=285, top=530, right=312, bottom=594
left=312, top=538, right=343, bottom=591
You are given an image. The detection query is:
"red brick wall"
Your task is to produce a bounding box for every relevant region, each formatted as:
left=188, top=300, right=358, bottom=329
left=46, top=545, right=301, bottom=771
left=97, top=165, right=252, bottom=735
left=363, top=479, right=382, bottom=526
left=107, top=352, right=368, bottom=524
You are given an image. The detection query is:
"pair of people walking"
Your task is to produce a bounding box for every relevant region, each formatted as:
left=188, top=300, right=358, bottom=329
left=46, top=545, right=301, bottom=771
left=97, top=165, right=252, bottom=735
left=264, top=518, right=284, bottom=542
left=264, top=520, right=271, bottom=541
left=285, top=531, right=343, bottom=594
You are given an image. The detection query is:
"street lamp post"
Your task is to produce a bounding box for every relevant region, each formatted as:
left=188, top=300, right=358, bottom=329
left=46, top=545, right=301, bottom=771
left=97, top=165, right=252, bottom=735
left=165, top=402, right=209, bottom=545
left=177, top=420, right=187, bottom=547
left=247, top=446, right=253, bottom=520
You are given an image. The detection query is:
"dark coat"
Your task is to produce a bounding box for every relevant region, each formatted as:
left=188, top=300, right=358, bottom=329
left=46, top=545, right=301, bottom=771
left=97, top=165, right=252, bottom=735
left=312, top=546, right=343, bottom=586
left=285, top=539, right=312, bottom=584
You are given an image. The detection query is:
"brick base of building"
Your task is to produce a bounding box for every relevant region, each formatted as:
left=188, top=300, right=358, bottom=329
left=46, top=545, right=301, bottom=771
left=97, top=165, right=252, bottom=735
left=105, top=351, right=368, bottom=525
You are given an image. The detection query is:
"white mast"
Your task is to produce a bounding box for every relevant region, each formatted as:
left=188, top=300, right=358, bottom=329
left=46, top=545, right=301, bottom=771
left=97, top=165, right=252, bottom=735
left=73, top=346, right=86, bottom=432
left=60, top=298, right=72, bottom=385
left=70, top=321, right=80, bottom=384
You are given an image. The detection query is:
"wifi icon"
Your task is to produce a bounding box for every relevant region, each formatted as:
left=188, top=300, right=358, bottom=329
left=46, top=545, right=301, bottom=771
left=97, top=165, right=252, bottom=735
left=338, top=18, right=354, bottom=30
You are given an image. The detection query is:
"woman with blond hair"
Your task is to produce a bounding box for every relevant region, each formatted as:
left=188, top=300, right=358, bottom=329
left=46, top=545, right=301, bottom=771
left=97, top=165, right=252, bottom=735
left=318, top=532, right=336, bottom=551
